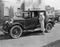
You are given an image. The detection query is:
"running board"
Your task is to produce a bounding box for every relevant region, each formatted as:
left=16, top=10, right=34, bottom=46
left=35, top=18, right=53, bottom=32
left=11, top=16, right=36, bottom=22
left=24, top=28, right=41, bottom=32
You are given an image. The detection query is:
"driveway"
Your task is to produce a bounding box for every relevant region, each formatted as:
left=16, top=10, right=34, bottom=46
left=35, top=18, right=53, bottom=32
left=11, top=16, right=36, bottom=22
left=0, top=23, right=60, bottom=47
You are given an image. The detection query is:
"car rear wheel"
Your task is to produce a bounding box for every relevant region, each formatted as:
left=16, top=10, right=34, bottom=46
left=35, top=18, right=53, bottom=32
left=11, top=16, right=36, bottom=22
left=10, top=25, right=22, bottom=39
left=45, top=23, right=52, bottom=33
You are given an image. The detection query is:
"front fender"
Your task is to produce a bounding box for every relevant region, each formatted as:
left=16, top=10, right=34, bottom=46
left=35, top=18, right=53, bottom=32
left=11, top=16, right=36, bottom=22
left=9, top=22, right=23, bottom=28
left=3, top=22, right=23, bottom=33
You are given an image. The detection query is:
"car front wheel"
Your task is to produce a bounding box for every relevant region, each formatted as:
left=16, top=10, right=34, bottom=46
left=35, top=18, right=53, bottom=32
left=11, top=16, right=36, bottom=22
left=10, top=25, right=22, bottom=39
left=45, top=23, right=52, bottom=33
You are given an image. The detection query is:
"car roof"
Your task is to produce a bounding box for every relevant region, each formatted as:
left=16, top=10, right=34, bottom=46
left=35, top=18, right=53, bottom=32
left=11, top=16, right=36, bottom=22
left=24, top=10, right=45, bottom=12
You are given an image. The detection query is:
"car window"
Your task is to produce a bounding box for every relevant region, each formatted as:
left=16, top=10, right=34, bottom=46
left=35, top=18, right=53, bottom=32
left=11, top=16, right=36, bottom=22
left=23, top=11, right=32, bottom=19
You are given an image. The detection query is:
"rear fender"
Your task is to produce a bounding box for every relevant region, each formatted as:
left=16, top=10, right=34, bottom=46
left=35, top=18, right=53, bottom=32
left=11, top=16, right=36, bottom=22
left=45, top=20, right=55, bottom=28
left=47, top=21, right=55, bottom=27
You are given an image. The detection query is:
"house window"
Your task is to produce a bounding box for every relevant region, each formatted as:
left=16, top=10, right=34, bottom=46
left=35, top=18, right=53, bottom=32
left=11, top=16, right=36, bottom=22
left=4, top=7, right=9, bottom=16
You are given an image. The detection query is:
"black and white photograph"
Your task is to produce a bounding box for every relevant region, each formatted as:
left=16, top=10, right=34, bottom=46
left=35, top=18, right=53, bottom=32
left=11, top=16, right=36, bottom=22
left=0, top=0, right=60, bottom=47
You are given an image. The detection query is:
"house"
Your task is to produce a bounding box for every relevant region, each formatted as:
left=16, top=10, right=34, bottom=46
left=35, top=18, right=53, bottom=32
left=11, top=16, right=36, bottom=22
left=0, top=0, right=45, bottom=25
left=0, top=0, right=45, bottom=16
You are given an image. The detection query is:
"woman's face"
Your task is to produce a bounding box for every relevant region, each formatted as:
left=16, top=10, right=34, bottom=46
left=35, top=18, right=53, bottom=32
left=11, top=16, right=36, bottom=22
left=40, top=13, right=44, bottom=15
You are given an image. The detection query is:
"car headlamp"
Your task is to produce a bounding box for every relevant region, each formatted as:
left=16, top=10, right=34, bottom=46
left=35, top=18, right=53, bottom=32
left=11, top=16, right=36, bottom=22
left=5, top=21, right=8, bottom=23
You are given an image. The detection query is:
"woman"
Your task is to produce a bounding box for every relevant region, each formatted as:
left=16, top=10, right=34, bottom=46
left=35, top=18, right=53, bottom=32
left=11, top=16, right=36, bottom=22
left=39, top=12, right=45, bottom=34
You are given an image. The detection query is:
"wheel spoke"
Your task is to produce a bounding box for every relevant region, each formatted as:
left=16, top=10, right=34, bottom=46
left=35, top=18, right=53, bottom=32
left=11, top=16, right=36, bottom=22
left=10, top=25, right=22, bottom=39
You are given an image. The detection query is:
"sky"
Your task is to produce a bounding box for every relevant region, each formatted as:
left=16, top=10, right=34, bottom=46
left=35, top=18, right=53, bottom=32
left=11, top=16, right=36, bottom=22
left=44, top=0, right=60, bottom=10
left=3, top=0, right=60, bottom=16
left=3, top=0, right=60, bottom=10
left=25, top=0, right=60, bottom=10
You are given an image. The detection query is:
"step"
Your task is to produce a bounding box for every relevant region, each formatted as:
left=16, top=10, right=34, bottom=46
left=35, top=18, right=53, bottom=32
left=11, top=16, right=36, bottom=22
left=24, top=28, right=41, bottom=32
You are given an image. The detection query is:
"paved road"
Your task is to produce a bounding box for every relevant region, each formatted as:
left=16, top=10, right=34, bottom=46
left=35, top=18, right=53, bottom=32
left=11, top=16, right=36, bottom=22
left=0, top=23, right=60, bottom=47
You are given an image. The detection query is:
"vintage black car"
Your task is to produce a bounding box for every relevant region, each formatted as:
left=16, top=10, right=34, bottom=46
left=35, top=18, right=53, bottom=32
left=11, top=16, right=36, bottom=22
left=2, top=10, right=55, bottom=39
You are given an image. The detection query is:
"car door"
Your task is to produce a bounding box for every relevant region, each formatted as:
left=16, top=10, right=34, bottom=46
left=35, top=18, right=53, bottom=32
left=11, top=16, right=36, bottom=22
left=24, top=17, right=38, bottom=29
left=24, top=11, right=39, bottom=29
